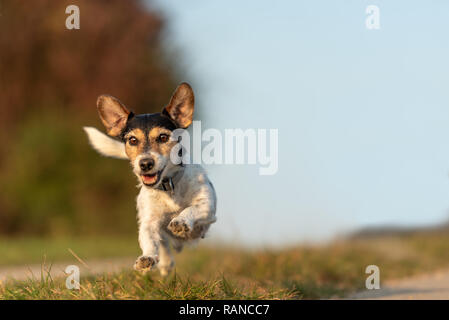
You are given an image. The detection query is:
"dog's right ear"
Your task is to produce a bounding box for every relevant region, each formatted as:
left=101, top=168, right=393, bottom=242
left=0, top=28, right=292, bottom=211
left=97, top=95, right=131, bottom=137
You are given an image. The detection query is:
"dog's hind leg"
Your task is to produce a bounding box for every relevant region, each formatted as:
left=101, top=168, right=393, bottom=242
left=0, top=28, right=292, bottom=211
left=158, top=236, right=174, bottom=276
left=171, top=238, right=184, bottom=253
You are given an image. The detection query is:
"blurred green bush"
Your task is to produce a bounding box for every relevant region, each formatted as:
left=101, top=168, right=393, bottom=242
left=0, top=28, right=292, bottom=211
left=0, top=0, right=179, bottom=236
left=0, top=112, right=140, bottom=236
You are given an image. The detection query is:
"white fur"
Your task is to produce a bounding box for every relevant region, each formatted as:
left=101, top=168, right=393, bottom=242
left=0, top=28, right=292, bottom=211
left=83, top=127, right=128, bottom=159
left=136, top=164, right=217, bottom=275
left=84, top=127, right=217, bottom=276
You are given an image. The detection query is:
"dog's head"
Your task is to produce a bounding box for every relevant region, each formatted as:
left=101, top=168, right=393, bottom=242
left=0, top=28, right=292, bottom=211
left=96, top=83, right=194, bottom=187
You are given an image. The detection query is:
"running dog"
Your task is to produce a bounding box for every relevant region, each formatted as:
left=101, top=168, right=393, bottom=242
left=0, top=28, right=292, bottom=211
left=84, top=83, right=217, bottom=276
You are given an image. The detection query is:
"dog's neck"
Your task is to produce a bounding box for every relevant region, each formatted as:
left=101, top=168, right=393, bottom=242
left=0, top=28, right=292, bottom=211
left=156, top=166, right=184, bottom=195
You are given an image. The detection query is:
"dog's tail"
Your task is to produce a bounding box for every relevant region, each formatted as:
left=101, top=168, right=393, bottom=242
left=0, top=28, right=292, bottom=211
left=83, top=127, right=128, bottom=159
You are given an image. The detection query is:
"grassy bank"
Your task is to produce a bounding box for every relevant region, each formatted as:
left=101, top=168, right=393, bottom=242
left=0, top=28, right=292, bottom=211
left=0, top=236, right=139, bottom=266
left=2, top=231, right=449, bottom=299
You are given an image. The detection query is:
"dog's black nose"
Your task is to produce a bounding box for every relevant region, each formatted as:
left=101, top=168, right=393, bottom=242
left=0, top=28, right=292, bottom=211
left=139, top=158, right=154, bottom=171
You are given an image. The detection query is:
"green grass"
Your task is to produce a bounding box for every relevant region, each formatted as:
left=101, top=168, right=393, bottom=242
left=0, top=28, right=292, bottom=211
left=0, top=236, right=139, bottom=266
left=2, top=231, right=449, bottom=299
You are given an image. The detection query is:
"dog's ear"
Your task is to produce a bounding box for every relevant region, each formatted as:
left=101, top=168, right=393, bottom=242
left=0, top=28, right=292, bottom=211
left=163, top=82, right=194, bottom=128
left=97, top=95, right=131, bottom=137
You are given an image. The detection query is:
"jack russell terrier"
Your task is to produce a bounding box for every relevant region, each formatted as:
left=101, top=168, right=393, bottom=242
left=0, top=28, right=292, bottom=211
left=84, top=83, right=217, bottom=276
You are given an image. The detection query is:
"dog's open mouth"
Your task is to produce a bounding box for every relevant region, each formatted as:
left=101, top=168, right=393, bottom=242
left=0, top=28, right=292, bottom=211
left=141, top=171, right=161, bottom=186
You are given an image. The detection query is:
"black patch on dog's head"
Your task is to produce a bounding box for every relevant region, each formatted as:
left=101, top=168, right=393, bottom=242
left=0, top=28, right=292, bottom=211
left=120, top=113, right=177, bottom=141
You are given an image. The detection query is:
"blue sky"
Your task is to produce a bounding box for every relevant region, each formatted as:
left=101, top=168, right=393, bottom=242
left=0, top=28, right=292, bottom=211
left=148, top=0, right=449, bottom=245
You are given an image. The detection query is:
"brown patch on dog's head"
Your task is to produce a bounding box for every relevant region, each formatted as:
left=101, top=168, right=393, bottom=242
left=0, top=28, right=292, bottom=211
left=148, top=127, right=178, bottom=158
left=163, top=82, right=194, bottom=128
left=97, top=95, right=131, bottom=137
left=123, top=128, right=147, bottom=163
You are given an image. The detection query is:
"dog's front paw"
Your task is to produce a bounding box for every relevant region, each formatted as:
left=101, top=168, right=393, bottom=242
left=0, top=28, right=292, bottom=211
left=168, top=217, right=193, bottom=239
left=134, top=255, right=158, bottom=272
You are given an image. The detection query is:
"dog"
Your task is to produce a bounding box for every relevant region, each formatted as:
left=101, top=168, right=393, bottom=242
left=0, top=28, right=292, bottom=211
left=83, top=83, right=217, bottom=276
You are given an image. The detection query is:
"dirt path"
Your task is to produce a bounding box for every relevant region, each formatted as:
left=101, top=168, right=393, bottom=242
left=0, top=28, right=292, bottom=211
left=348, top=269, right=449, bottom=299
left=0, top=257, right=135, bottom=283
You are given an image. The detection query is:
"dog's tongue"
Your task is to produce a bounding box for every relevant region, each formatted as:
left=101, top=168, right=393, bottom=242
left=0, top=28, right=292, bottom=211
left=142, top=174, right=157, bottom=185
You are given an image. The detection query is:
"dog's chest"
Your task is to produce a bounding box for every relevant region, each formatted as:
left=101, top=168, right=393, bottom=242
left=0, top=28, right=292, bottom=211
left=137, top=187, right=186, bottom=225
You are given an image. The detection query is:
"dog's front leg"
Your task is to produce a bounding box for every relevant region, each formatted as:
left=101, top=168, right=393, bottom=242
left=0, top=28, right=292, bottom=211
left=134, top=219, right=161, bottom=272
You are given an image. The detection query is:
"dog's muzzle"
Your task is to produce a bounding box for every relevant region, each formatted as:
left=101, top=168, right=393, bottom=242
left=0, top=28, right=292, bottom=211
left=139, top=158, right=154, bottom=172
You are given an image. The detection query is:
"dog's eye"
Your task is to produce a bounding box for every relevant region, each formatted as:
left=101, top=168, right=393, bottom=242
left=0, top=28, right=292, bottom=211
left=157, top=134, right=169, bottom=143
left=128, top=136, right=138, bottom=146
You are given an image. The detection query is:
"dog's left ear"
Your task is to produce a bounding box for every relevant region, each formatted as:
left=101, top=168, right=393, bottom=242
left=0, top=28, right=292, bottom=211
left=163, top=82, right=194, bottom=128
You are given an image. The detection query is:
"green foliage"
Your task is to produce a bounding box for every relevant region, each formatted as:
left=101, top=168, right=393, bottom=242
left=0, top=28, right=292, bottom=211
left=0, top=236, right=138, bottom=266
left=0, top=112, right=139, bottom=236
